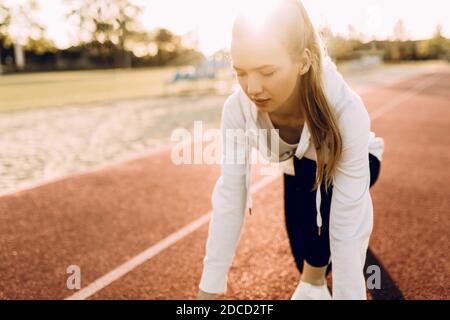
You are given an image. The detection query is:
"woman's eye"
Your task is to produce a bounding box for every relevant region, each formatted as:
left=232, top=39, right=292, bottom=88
left=234, top=71, right=274, bottom=77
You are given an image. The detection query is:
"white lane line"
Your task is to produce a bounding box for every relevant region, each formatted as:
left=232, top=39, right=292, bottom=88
left=66, top=71, right=443, bottom=300
left=370, top=73, right=442, bottom=121
left=64, top=172, right=281, bottom=300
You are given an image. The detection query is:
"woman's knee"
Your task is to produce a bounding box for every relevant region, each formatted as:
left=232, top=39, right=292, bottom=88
left=369, top=153, right=381, bottom=188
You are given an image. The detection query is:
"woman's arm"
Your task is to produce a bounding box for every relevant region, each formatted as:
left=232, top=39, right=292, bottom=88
left=329, top=96, right=373, bottom=300
left=322, top=56, right=375, bottom=299
left=198, top=92, right=249, bottom=296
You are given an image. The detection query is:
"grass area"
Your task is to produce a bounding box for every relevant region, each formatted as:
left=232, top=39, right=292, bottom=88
left=0, top=60, right=445, bottom=113
left=0, top=66, right=234, bottom=113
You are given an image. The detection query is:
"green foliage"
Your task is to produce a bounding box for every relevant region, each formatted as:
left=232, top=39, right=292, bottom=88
left=319, top=23, right=449, bottom=62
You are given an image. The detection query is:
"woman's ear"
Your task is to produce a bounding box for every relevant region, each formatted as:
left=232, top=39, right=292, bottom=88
left=298, top=48, right=312, bottom=75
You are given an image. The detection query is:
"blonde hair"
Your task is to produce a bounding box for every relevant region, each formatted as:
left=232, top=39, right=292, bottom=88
left=232, top=0, right=343, bottom=193
left=283, top=0, right=343, bottom=193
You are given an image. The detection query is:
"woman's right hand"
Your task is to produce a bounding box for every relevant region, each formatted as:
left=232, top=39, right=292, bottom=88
left=196, top=289, right=218, bottom=300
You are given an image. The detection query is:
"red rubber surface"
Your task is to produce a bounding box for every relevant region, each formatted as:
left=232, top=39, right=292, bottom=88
left=0, top=67, right=449, bottom=300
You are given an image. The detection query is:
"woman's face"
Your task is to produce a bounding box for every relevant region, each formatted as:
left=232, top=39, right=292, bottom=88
left=230, top=22, right=303, bottom=114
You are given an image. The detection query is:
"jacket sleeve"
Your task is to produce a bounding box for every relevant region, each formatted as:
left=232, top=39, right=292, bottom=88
left=198, top=94, right=249, bottom=293
left=330, top=102, right=373, bottom=300
left=323, top=57, right=374, bottom=299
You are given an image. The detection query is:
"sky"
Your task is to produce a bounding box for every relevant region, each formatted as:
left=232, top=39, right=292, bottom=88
left=4, top=0, right=450, bottom=56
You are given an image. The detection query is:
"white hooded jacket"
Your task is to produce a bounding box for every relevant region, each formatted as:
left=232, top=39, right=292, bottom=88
left=199, top=57, right=385, bottom=300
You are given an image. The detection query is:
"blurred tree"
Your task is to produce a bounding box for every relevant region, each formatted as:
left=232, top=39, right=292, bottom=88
left=428, top=24, right=448, bottom=59
left=21, top=1, right=57, bottom=56
left=147, top=28, right=182, bottom=65
left=393, top=19, right=409, bottom=42
left=66, top=0, right=145, bottom=68
left=25, top=36, right=57, bottom=55
left=114, top=0, right=144, bottom=67
left=347, top=24, right=364, bottom=42
left=318, top=25, right=333, bottom=57
left=416, top=39, right=430, bottom=60
left=1, top=0, right=46, bottom=70
left=318, top=25, right=333, bottom=42
left=389, top=20, right=409, bottom=61
left=0, top=2, right=10, bottom=37
left=0, top=1, right=11, bottom=73
left=180, top=30, right=199, bottom=51
left=318, top=25, right=365, bottom=61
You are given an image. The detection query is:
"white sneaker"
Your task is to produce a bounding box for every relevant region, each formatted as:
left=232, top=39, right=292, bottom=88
left=290, top=280, right=332, bottom=300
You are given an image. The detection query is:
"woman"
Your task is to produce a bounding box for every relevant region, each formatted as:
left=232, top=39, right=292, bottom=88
left=197, top=0, right=384, bottom=300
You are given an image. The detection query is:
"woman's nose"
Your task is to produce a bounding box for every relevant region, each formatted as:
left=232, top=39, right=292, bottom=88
left=247, top=77, right=263, bottom=97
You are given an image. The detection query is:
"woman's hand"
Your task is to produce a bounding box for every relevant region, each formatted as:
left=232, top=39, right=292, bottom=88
left=196, top=289, right=218, bottom=300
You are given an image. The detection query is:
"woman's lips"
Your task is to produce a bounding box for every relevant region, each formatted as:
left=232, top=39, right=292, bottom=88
left=254, top=99, right=270, bottom=106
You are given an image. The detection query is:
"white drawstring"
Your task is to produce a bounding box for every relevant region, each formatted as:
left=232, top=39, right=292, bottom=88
left=245, top=135, right=252, bottom=215
left=316, top=186, right=322, bottom=236
left=246, top=161, right=252, bottom=215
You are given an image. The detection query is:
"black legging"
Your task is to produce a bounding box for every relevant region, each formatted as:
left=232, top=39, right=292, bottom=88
left=283, top=153, right=381, bottom=276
